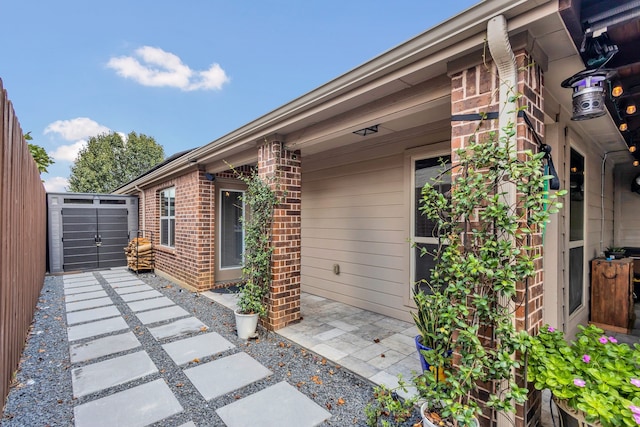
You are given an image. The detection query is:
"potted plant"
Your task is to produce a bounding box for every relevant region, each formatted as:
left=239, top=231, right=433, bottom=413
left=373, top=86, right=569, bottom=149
left=527, top=324, right=640, bottom=427
left=412, top=284, right=451, bottom=376
left=604, top=246, right=627, bottom=259
left=367, top=101, right=565, bottom=426
left=233, top=169, right=278, bottom=339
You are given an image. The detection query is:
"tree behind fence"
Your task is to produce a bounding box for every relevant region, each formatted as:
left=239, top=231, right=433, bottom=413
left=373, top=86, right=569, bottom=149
left=0, top=78, right=47, bottom=407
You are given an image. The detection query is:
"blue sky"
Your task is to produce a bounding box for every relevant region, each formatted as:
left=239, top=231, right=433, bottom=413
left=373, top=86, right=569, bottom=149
left=2, top=1, right=478, bottom=192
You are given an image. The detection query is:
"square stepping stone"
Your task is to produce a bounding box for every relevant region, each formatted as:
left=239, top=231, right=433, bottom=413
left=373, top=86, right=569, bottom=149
left=99, top=270, right=132, bottom=277
left=65, top=290, right=108, bottom=303
left=184, top=352, right=272, bottom=401
left=178, top=422, right=196, bottom=427
left=67, top=306, right=120, bottom=326
left=128, top=297, right=174, bottom=313
left=67, top=317, right=129, bottom=342
left=162, top=332, right=235, bottom=365
left=64, top=273, right=95, bottom=282
left=108, top=279, right=145, bottom=287
left=120, top=290, right=162, bottom=302
left=100, top=274, right=135, bottom=281
left=70, top=331, right=141, bottom=363
left=66, top=297, right=113, bottom=313
left=115, top=284, right=153, bottom=295
left=136, top=306, right=190, bottom=325
left=73, top=379, right=183, bottom=427
left=148, top=317, right=207, bottom=340
left=216, top=381, right=331, bottom=427
left=63, top=280, right=99, bottom=289
left=72, top=351, right=157, bottom=398
left=64, top=285, right=103, bottom=296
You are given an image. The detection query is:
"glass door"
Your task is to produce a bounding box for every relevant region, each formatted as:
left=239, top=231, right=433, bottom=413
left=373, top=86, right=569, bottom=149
left=411, top=154, right=451, bottom=293
left=568, top=148, right=585, bottom=316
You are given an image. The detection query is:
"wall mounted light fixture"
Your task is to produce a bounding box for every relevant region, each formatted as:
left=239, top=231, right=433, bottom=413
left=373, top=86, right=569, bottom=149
left=561, top=69, right=614, bottom=120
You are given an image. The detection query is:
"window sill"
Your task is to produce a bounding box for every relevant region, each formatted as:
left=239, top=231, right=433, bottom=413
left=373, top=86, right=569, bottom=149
left=155, top=245, right=176, bottom=255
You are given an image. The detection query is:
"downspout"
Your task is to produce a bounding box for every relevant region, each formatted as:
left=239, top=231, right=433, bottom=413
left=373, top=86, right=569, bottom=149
left=487, top=15, right=519, bottom=427
left=134, top=185, right=145, bottom=232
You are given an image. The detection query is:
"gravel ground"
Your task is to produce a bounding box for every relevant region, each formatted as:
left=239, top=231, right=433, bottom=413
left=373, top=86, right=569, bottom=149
left=1, top=271, right=420, bottom=426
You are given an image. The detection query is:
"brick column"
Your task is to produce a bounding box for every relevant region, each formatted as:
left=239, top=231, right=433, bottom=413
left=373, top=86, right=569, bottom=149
left=257, top=136, right=302, bottom=330
left=450, top=49, right=544, bottom=427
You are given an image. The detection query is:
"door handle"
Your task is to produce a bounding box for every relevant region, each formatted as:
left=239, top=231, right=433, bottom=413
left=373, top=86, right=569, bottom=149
left=95, top=235, right=102, bottom=247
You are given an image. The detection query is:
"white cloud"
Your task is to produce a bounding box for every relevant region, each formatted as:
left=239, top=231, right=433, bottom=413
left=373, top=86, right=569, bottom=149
left=107, top=46, right=229, bottom=91
left=44, top=118, right=110, bottom=141
left=43, top=176, right=69, bottom=192
left=50, top=140, right=87, bottom=162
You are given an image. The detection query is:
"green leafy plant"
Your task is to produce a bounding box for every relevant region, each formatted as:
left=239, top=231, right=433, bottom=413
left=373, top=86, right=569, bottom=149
left=414, top=111, right=565, bottom=425
left=369, top=97, right=565, bottom=425
left=527, top=324, right=640, bottom=427
left=24, top=132, right=54, bottom=174
left=605, top=246, right=626, bottom=254
left=412, top=284, right=452, bottom=351
left=234, top=169, right=279, bottom=317
left=365, top=377, right=417, bottom=427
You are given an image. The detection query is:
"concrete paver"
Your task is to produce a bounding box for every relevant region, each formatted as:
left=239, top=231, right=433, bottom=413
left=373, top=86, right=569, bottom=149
left=114, top=284, right=153, bottom=295
left=73, top=379, right=183, bottom=427
left=108, top=281, right=146, bottom=289
left=127, top=296, right=174, bottom=312
left=66, top=306, right=121, bottom=326
left=67, top=317, right=129, bottom=342
left=184, top=352, right=272, bottom=401
left=148, top=317, right=207, bottom=340
left=119, top=289, right=163, bottom=302
left=65, top=290, right=109, bottom=303
left=216, top=381, right=331, bottom=427
left=64, top=285, right=103, bottom=295
left=135, top=305, right=190, bottom=325
left=70, top=331, right=141, bottom=363
left=63, top=274, right=96, bottom=283
left=162, top=332, right=235, bottom=365
left=71, top=350, right=157, bottom=398
left=63, top=280, right=99, bottom=289
left=66, top=297, right=113, bottom=313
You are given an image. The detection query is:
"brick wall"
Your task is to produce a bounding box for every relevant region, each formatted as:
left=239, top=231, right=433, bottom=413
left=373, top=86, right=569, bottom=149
left=450, top=50, right=544, bottom=427
left=257, top=138, right=302, bottom=330
left=139, top=169, right=215, bottom=291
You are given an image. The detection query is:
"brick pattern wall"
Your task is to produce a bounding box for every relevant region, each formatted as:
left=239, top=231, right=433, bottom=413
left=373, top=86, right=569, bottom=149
left=450, top=50, right=544, bottom=427
left=257, top=138, right=302, bottom=330
left=139, top=169, right=215, bottom=291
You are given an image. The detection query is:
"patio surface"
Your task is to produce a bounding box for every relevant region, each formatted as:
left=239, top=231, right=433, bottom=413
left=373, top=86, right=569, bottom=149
left=204, top=291, right=422, bottom=399
left=206, top=287, right=640, bottom=427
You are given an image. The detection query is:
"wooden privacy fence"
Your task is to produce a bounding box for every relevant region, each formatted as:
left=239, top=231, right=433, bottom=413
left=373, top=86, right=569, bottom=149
left=0, top=78, right=47, bottom=407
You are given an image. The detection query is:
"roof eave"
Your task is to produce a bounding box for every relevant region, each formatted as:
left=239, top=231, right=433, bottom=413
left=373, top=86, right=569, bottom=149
left=115, top=0, right=551, bottom=195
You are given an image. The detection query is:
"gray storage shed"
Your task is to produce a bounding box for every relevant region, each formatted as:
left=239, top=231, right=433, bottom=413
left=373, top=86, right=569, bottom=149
left=47, top=193, right=138, bottom=273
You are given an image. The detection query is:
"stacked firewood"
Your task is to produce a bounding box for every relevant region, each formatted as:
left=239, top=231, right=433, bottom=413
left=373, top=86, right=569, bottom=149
left=125, top=237, right=154, bottom=271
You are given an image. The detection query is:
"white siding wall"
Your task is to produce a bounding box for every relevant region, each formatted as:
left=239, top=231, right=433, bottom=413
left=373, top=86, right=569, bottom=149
left=615, top=163, right=640, bottom=247
left=301, top=132, right=450, bottom=322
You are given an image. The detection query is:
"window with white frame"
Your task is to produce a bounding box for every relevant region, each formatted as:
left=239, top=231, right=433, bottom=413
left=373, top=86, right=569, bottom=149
left=160, top=187, right=175, bottom=247
left=412, top=155, right=451, bottom=292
